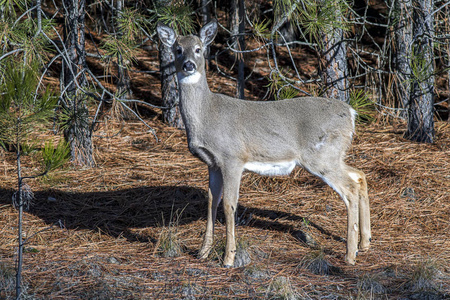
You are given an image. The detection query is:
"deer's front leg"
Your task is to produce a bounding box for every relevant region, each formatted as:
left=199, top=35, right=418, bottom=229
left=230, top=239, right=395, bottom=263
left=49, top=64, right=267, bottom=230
left=222, top=166, right=243, bottom=268
left=199, top=168, right=223, bottom=260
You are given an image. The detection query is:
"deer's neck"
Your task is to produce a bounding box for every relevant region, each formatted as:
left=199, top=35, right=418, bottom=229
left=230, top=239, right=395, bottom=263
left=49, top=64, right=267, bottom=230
left=178, top=71, right=212, bottom=136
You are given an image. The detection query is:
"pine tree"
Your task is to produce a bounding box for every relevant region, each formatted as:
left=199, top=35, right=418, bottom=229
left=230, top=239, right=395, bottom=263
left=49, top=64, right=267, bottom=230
left=318, top=0, right=349, bottom=102
left=101, top=2, right=143, bottom=119
left=60, top=0, right=95, bottom=166
left=405, top=0, right=435, bottom=143
left=393, top=0, right=413, bottom=117
left=0, top=58, right=69, bottom=300
left=270, top=0, right=350, bottom=102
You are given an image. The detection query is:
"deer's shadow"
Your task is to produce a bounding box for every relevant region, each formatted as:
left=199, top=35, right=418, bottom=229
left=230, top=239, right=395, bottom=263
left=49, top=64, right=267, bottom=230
left=0, top=186, right=205, bottom=243
left=0, top=184, right=344, bottom=246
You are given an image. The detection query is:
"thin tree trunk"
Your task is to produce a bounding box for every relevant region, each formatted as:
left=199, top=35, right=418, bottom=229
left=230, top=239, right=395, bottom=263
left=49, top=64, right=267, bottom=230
left=405, top=0, right=435, bottom=143
left=114, top=0, right=134, bottom=119
left=201, top=0, right=211, bottom=67
left=447, top=6, right=450, bottom=123
left=321, top=7, right=349, bottom=102
left=231, top=0, right=245, bottom=99
left=394, top=0, right=413, bottom=118
left=61, top=0, right=94, bottom=166
left=201, top=0, right=210, bottom=25
left=15, top=149, right=23, bottom=300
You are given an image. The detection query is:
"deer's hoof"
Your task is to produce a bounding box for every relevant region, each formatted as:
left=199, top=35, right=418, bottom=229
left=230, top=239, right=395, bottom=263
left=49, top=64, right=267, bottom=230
left=198, top=246, right=212, bottom=260
left=345, top=254, right=356, bottom=265
left=359, top=239, right=371, bottom=251
left=359, top=244, right=370, bottom=252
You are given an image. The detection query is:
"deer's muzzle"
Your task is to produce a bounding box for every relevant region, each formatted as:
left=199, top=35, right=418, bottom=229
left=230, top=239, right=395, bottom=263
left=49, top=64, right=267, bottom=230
left=183, top=61, right=196, bottom=73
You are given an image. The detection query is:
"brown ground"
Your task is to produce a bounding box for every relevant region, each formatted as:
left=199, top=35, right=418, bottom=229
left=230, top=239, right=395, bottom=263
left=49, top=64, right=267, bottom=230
left=1, top=111, right=449, bottom=299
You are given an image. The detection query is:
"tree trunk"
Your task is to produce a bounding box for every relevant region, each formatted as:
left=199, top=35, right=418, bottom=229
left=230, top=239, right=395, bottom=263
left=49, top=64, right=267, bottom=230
left=201, top=0, right=212, bottom=67
left=320, top=7, right=349, bottom=102
left=393, top=0, right=413, bottom=118
left=405, top=0, right=435, bottom=143
left=201, top=0, right=211, bottom=25
left=114, top=0, right=134, bottom=119
left=447, top=6, right=450, bottom=123
left=61, top=0, right=94, bottom=166
left=160, top=42, right=183, bottom=128
left=231, top=0, right=245, bottom=99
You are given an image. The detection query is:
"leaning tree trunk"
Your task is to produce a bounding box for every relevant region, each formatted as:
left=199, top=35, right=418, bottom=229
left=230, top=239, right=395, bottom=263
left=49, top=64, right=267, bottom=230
left=393, top=0, right=413, bottom=118
left=320, top=7, right=349, bottom=102
left=405, top=0, right=435, bottom=143
left=231, top=0, right=245, bottom=99
left=61, top=0, right=94, bottom=166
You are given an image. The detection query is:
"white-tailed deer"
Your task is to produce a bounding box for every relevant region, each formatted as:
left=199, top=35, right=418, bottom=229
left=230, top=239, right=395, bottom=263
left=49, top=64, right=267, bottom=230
left=157, top=20, right=371, bottom=267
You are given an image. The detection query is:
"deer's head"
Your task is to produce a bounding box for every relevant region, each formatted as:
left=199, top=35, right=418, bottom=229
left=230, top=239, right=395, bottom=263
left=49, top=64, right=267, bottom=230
left=157, top=20, right=218, bottom=84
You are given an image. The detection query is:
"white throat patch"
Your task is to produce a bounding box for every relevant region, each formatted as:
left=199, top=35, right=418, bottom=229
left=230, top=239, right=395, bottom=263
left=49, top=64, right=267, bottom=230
left=178, top=72, right=201, bottom=85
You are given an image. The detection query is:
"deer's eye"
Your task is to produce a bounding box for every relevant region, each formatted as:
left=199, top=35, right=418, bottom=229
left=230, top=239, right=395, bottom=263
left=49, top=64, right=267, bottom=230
left=176, top=47, right=182, bottom=55
left=195, top=47, right=201, bottom=54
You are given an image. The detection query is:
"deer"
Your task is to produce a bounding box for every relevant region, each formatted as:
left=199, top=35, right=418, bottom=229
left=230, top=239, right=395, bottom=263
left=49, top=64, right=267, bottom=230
left=157, top=19, right=371, bottom=268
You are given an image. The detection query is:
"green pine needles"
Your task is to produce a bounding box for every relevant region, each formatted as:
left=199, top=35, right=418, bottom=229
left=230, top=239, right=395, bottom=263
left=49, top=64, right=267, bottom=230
left=0, top=60, right=56, bottom=148
left=0, top=58, right=69, bottom=173
left=148, top=0, right=195, bottom=35
left=0, top=57, right=69, bottom=300
left=273, top=0, right=350, bottom=47
left=349, top=89, right=376, bottom=123
left=102, top=8, right=148, bottom=69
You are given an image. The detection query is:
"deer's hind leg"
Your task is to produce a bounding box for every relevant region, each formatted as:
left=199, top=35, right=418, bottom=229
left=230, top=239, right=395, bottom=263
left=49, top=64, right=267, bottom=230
left=323, top=165, right=370, bottom=264
left=347, top=166, right=371, bottom=251
left=307, top=161, right=369, bottom=265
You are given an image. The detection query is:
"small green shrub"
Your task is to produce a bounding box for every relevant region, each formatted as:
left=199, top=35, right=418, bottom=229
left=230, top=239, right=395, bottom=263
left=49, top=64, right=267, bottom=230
left=406, top=259, right=441, bottom=292
left=155, top=207, right=186, bottom=258
left=349, top=89, right=376, bottom=124
left=267, top=276, right=299, bottom=300
left=299, top=249, right=340, bottom=275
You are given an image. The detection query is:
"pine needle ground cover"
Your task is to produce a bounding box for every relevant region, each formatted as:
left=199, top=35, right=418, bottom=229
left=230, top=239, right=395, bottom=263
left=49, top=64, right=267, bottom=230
left=1, top=117, right=449, bottom=299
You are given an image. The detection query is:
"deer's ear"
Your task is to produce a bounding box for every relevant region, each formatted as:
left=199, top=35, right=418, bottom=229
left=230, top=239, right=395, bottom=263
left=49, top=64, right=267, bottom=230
left=199, top=19, right=218, bottom=46
left=157, top=22, right=177, bottom=47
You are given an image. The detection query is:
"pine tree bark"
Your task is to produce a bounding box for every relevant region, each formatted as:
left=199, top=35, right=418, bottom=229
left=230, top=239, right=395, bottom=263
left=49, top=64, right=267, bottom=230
left=160, top=42, right=184, bottom=128
left=405, top=0, right=435, bottom=143
left=231, top=0, right=245, bottom=99
left=61, top=0, right=94, bottom=166
left=393, top=0, right=413, bottom=117
left=201, top=0, right=212, bottom=66
left=321, top=9, right=349, bottom=102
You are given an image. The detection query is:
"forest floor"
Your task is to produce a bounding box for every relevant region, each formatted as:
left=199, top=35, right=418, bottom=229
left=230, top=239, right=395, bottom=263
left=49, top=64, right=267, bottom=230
left=1, top=111, right=449, bottom=299
left=1, top=21, right=450, bottom=299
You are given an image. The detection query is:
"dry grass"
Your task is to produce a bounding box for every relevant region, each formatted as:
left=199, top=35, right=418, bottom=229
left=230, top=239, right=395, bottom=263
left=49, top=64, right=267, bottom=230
left=0, top=116, right=449, bottom=299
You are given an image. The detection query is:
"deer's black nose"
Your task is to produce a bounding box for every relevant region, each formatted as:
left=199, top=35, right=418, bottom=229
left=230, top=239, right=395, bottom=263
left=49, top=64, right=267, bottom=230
left=183, top=61, right=196, bottom=72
